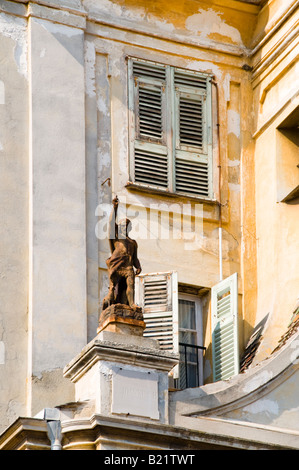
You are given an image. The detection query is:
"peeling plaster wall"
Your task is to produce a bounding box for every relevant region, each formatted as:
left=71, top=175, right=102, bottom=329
left=170, top=331, right=299, bottom=433
left=83, top=0, right=260, bottom=383
left=0, top=0, right=259, bottom=430
left=83, top=0, right=258, bottom=49
left=219, top=340, right=299, bottom=431
left=1, top=0, right=297, bottom=435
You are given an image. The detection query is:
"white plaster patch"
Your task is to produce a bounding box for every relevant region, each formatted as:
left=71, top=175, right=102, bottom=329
left=186, top=59, right=222, bottom=80
left=185, top=8, right=242, bottom=45
left=151, top=18, right=175, bottom=33
left=0, top=13, right=28, bottom=79
left=243, top=398, right=279, bottom=417
left=228, top=183, right=240, bottom=192
left=86, top=0, right=123, bottom=17
left=84, top=40, right=96, bottom=98
left=227, top=109, right=241, bottom=138
left=40, top=48, right=46, bottom=58
left=97, top=95, right=108, bottom=115
left=108, top=46, right=125, bottom=79
left=98, top=362, right=113, bottom=381
left=242, top=371, right=273, bottom=394
left=228, top=159, right=240, bottom=167
left=99, top=150, right=111, bottom=169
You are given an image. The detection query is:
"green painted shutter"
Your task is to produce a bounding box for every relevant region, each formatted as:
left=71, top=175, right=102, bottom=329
left=128, top=59, right=169, bottom=189
left=211, top=273, right=239, bottom=382
left=173, top=68, right=213, bottom=199
left=135, top=271, right=178, bottom=353
left=128, top=58, right=213, bottom=199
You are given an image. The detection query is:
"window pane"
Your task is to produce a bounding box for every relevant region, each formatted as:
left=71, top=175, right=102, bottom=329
left=179, top=299, right=196, bottom=330
left=178, top=299, right=199, bottom=389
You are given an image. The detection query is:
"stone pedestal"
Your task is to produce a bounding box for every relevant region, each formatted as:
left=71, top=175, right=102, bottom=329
left=63, top=311, right=179, bottom=424
left=97, top=304, right=145, bottom=336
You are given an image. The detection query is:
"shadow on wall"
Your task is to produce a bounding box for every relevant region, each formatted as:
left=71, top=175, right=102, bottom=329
left=239, top=313, right=270, bottom=372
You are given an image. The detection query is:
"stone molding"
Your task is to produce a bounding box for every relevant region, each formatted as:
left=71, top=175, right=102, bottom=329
left=170, top=329, right=299, bottom=419
left=2, top=412, right=298, bottom=450
left=63, top=332, right=179, bottom=383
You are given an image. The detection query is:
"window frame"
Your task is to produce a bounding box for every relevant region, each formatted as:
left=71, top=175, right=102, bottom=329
left=276, top=106, right=299, bottom=203
left=128, top=57, right=214, bottom=201
left=178, top=293, right=204, bottom=388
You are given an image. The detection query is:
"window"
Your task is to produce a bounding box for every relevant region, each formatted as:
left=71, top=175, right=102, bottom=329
left=178, top=295, right=204, bottom=389
left=135, top=271, right=204, bottom=389
left=276, top=106, right=299, bottom=203
left=128, top=58, right=213, bottom=200
left=211, top=273, right=239, bottom=382
left=136, top=271, right=239, bottom=385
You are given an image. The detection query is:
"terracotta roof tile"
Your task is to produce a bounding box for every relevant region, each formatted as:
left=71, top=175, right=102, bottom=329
left=271, top=304, right=299, bottom=355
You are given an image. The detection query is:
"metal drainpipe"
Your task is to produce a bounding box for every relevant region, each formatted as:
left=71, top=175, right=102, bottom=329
left=42, top=408, right=62, bottom=450
left=47, top=419, right=62, bottom=450
left=212, top=79, right=223, bottom=281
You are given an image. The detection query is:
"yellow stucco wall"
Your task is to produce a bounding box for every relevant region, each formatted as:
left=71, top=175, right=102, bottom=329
left=0, top=0, right=297, bottom=430
left=250, top=0, right=299, bottom=360
left=85, top=0, right=262, bottom=382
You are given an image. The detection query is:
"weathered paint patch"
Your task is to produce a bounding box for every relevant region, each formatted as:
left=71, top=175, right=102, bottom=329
left=0, top=13, right=27, bottom=79
left=185, top=8, right=242, bottom=45
left=243, top=398, right=279, bottom=417
left=149, top=17, right=175, bottom=33
left=186, top=59, right=222, bottom=81
left=229, top=183, right=240, bottom=192
left=228, top=159, right=240, bottom=167
left=242, top=370, right=273, bottom=394
left=227, top=109, right=241, bottom=138
left=85, top=40, right=96, bottom=98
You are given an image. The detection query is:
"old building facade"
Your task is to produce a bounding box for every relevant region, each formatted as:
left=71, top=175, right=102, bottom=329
left=0, top=0, right=298, bottom=449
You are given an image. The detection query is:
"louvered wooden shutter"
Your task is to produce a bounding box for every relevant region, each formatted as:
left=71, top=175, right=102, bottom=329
left=128, top=58, right=213, bottom=198
left=135, top=271, right=179, bottom=353
left=128, top=60, right=169, bottom=189
left=174, top=69, right=212, bottom=198
left=211, top=273, right=239, bottom=382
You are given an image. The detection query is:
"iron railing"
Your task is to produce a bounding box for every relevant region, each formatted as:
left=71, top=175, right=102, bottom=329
left=179, top=342, right=206, bottom=389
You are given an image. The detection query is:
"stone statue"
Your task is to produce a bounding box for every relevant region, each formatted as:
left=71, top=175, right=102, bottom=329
left=101, top=196, right=142, bottom=313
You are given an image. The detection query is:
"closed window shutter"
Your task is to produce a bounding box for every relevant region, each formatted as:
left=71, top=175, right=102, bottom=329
left=174, top=69, right=212, bottom=199
left=135, top=271, right=178, bottom=353
left=211, top=273, right=239, bottom=382
left=128, top=60, right=169, bottom=189
left=128, top=58, right=213, bottom=199
left=137, top=82, right=164, bottom=141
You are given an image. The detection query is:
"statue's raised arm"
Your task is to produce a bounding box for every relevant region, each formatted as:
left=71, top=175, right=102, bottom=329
left=108, top=196, right=119, bottom=254
left=101, top=196, right=142, bottom=315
